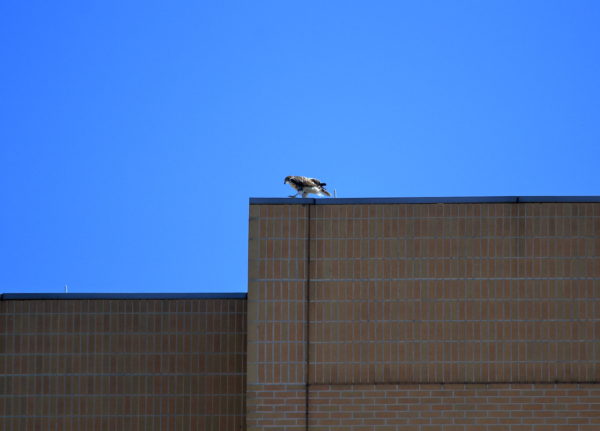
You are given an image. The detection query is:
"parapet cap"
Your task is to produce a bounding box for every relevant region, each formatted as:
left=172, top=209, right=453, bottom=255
left=1, top=293, right=247, bottom=300
left=250, top=196, right=600, bottom=205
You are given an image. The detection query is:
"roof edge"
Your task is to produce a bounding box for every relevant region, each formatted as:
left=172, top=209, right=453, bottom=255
left=250, top=196, right=600, bottom=205
left=1, top=293, right=248, bottom=300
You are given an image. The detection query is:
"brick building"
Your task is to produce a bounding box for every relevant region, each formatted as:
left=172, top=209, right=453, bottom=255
left=0, top=294, right=247, bottom=430
left=2, top=197, right=600, bottom=430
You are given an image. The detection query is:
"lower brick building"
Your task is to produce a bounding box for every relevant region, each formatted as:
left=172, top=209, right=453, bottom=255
left=2, top=197, right=600, bottom=430
left=0, top=294, right=247, bottom=430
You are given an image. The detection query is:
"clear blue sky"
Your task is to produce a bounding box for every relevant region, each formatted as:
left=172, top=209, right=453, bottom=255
left=1, top=1, right=599, bottom=294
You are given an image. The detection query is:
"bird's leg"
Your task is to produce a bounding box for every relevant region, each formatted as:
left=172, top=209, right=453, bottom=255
left=288, top=191, right=300, bottom=198
left=302, top=191, right=308, bottom=198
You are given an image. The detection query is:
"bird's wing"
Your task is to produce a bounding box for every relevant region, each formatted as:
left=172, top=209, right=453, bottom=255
left=290, top=176, right=315, bottom=188
left=308, top=177, right=326, bottom=187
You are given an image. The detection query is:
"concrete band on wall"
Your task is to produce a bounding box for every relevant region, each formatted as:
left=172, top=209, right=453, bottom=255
left=247, top=201, right=600, bottom=431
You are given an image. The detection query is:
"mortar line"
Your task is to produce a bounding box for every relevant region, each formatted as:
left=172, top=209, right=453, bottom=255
left=305, top=202, right=312, bottom=431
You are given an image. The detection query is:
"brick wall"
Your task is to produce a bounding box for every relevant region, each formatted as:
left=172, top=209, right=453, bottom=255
left=0, top=298, right=246, bottom=431
left=310, top=384, right=600, bottom=431
left=310, top=203, right=599, bottom=384
left=247, top=204, right=310, bottom=430
left=2, top=200, right=599, bottom=430
left=248, top=201, right=600, bottom=430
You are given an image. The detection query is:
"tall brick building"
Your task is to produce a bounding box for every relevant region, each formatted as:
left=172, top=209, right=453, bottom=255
left=2, top=197, right=600, bottom=430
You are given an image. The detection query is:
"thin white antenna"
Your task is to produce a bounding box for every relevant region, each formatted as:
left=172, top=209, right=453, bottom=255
left=334, top=189, right=337, bottom=198
left=64, top=285, right=68, bottom=293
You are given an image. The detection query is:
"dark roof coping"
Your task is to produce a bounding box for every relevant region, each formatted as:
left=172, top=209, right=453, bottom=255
left=1, top=293, right=247, bottom=301
left=250, top=196, right=600, bottom=205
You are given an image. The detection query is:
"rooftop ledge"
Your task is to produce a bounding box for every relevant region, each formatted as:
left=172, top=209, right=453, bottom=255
left=250, top=196, right=600, bottom=205
left=1, top=293, right=247, bottom=301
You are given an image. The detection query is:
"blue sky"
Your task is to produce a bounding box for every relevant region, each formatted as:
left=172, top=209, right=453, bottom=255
left=1, top=1, right=599, bottom=294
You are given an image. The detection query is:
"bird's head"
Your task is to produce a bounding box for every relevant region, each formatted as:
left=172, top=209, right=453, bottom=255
left=284, top=176, right=291, bottom=184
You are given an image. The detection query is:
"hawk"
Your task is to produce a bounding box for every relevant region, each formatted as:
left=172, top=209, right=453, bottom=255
left=284, top=176, right=331, bottom=198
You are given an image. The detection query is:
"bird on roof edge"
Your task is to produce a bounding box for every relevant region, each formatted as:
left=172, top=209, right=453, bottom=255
left=284, top=176, right=332, bottom=198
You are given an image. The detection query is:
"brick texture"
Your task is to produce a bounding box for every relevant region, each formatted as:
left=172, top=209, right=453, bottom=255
left=310, top=383, right=600, bottom=431
left=248, top=202, right=600, bottom=431
left=310, top=203, right=600, bottom=384
left=247, top=204, right=310, bottom=430
left=0, top=299, right=246, bottom=431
